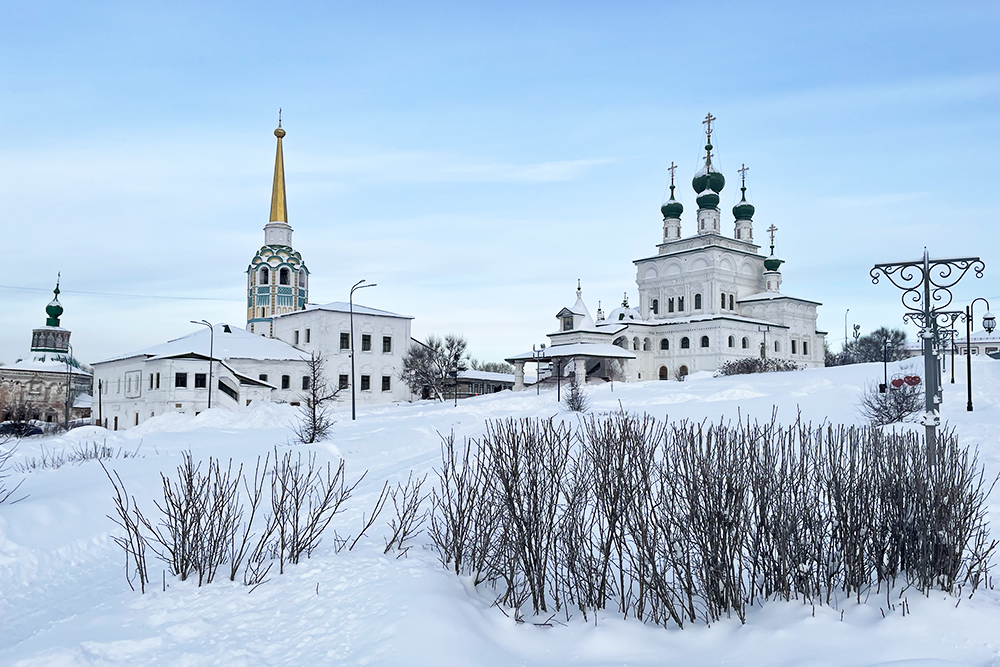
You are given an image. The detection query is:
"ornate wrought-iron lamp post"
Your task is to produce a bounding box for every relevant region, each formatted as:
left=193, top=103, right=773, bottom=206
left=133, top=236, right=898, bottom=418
left=871, top=249, right=984, bottom=455
left=349, top=280, right=377, bottom=421
left=965, top=298, right=996, bottom=411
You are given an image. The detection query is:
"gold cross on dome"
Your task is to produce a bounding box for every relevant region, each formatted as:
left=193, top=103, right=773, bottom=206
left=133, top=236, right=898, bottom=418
left=767, top=224, right=778, bottom=246
left=702, top=112, right=716, bottom=142
left=738, top=163, right=749, bottom=186
left=668, top=161, right=677, bottom=184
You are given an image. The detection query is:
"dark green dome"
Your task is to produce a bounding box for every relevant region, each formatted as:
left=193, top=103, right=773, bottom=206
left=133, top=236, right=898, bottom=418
left=46, top=301, right=63, bottom=320
left=660, top=184, right=683, bottom=219
left=733, top=196, right=755, bottom=221
left=696, top=189, right=720, bottom=209
left=764, top=256, right=784, bottom=271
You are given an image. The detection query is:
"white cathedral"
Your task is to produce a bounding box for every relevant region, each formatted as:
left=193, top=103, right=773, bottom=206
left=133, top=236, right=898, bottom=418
left=507, top=115, right=826, bottom=388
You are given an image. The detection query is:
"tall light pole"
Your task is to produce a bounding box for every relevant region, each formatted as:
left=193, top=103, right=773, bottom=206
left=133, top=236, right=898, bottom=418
left=64, top=343, right=74, bottom=429
left=872, top=249, right=984, bottom=455
left=190, top=320, right=214, bottom=409
left=844, top=309, right=850, bottom=349
left=965, top=298, right=995, bottom=412
left=349, top=280, right=377, bottom=420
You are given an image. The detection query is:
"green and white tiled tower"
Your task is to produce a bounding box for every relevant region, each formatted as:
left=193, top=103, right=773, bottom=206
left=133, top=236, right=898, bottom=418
left=246, top=116, right=309, bottom=337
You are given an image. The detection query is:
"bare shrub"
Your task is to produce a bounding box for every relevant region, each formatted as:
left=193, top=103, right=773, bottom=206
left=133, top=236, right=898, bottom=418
left=1, top=443, right=26, bottom=505
left=427, top=411, right=998, bottom=626
left=384, top=472, right=428, bottom=557
left=294, top=352, right=341, bottom=444
left=715, top=357, right=800, bottom=376
left=101, top=461, right=150, bottom=592
left=857, top=381, right=923, bottom=426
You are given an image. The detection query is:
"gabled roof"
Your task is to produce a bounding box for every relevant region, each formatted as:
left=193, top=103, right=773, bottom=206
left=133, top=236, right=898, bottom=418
left=95, top=324, right=309, bottom=365
left=507, top=342, right=637, bottom=363
left=740, top=292, right=822, bottom=306
left=275, top=302, right=413, bottom=320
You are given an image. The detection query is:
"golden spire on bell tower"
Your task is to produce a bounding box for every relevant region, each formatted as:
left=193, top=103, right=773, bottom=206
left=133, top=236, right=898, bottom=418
left=269, top=109, right=288, bottom=223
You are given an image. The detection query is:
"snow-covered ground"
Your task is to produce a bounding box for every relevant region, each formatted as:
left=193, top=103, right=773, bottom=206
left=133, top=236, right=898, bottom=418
left=3, top=358, right=1000, bottom=667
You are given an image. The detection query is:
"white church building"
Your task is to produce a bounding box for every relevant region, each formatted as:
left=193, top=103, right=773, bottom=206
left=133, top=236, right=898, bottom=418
left=507, top=115, right=826, bottom=388
left=92, top=119, right=416, bottom=428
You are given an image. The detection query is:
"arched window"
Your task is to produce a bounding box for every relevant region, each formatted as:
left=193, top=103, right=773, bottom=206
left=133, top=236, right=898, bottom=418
left=694, top=294, right=702, bottom=309
left=299, top=269, right=307, bottom=288
left=774, top=341, right=780, bottom=353
left=614, top=336, right=628, bottom=349
left=681, top=337, right=690, bottom=349
left=279, top=268, right=290, bottom=285
left=633, top=337, right=640, bottom=351
left=742, top=337, right=749, bottom=349
left=643, top=338, right=652, bottom=351
left=678, top=365, right=689, bottom=378
left=660, top=339, right=669, bottom=351
left=259, top=267, right=269, bottom=285
left=652, top=299, right=659, bottom=315
left=729, top=294, right=735, bottom=310
left=728, top=336, right=735, bottom=348
left=658, top=366, right=669, bottom=380
left=700, top=336, right=710, bottom=348
left=678, top=296, right=685, bottom=311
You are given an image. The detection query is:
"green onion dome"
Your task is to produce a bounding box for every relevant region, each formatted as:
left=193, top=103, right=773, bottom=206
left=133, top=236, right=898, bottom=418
left=45, top=283, right=63, bottom=326
left=696, top=188, right=720, bottom=209
left=733, top=189, right=755, bottom=221
left=660, top=184, right=683, bottom=219
left=764, top=255, right=784, bottom=271
left=692, top=147, right=725, bottom=194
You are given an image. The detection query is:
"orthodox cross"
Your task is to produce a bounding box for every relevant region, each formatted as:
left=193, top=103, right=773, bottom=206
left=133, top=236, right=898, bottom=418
left=278, top=108, right=282, bottom=127
left=702, top=112, right=716, bottom=143
left=767, top=224, right=778, bottom=247
left=668, top=161, right=677, bottom=186
left=738, top=163, right=749, bottom=188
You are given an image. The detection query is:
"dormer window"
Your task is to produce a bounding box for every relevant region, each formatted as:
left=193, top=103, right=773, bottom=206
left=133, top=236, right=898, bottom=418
left=562, top=316, right=573, bottom=331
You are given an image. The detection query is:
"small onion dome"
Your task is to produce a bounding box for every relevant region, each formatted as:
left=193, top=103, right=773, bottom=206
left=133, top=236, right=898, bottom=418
left=45, top=299, right=63, bottom=321
left=733, top=194, right=755, bottom=221
left=696, top=188, right=720, bottom=209
left=692, top=157, right=725, bottom=194
left=764, top=255, right=784, bottom=271
left=274, top=126, right=286, bottom=138
left=661, top=185, right=683, bottom=219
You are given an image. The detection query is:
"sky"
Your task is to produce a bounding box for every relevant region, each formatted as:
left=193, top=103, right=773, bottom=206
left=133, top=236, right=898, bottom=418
left=2, top=0, right=1000, bottom=365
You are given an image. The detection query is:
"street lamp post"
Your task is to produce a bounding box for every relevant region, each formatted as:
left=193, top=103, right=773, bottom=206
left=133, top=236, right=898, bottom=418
left=844, top=309, right=850, bottom=349
left=449, top=370, right=459, bottom=407
left=871, top=249, right=985, bottom=455
left=349, top=280, right=377, bottom=421
left=64, top=343, right=74, bottom=429
left=965, top=298, right=996, bottom=411
left=190, top=320, right=215, bottom=410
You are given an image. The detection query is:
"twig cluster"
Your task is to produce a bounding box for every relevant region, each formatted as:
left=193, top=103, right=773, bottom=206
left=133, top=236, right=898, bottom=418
left=857, top=381, right=923, bottom=426
left=715, top=357, right=800, bottom=376
left=429, top=411, right=997, bottom=626
left=103, top=448, right=366, bottom=592
left=0, top=444, right=26, bottom=504
left=16, top=440, right=143, bottom=472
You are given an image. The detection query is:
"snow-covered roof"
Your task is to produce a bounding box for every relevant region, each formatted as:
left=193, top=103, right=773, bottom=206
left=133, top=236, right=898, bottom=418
left=3, top=351, right=92, bottom=376
left=95, top=324, right=309, bottom=364
left=506, top=342, right=637, bottom=362
left=740, top=292, right=822, bottom=305
left=276, top=302, right=413, bottom=320
left=458, top=370, right=515, bottom=383
left=73, top=394, right=93, bottom=409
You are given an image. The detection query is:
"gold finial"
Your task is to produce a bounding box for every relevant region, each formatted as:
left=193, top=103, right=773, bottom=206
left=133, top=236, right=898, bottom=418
left=269, top=120, right=288, bottom=222
left=576, top=278, right=582, bottom=298
left=702, top=112, right=716, bottom=145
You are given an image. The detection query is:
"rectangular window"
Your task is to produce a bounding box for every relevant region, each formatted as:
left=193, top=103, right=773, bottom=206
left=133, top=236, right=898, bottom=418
left=150, top=374, right=154, bottom=390
left=302, top=376, right=310, bottom=390
left=305, top=329, right=311, bottom=343
left=361, top=375, right=371, bottom=391
left=729, top=294, right=735, bottom=310
left=340, top=333, right=350, bottom=350
left=156, top=373, right=160, bottom=389
left=195, top=373, right=207, bottom=388
left=175, top=372, right=188, bottom=388
left=721, top=292, right=726, bottom=310
left=381, top=375, right=391, bottom=391
left=668, top=298, right=674, bottom=313
left=383, top=336, right=392, bottom=353
left=294, top=330, right=300, bottom=345
left=259, top=373, right=268, bottom=382
left=281, top=375, right=290, bottom=389
left=678, top=296, right=685, bottom=311
left=791, top=341, right=798, bottom=355
left=362, top=334, right=371, bottom=351
left=803, top=341, right=809, bottom=355
left=339, top=374, right=349, bottom=390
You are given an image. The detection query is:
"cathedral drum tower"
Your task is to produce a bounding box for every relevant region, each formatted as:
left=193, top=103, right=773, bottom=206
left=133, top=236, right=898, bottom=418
left=247, top=116, right=309, bottom=337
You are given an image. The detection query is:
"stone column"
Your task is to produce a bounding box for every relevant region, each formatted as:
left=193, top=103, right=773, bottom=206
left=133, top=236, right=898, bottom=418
left=513, top=361, right=525, bottom=391
left=574, top=357, right=586, bottom=386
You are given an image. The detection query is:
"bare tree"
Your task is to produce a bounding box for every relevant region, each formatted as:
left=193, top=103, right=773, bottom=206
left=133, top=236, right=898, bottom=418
left=1, top=441, right=26, bottom=505
left=400, top=334, right=468, bottom=401
left=563, top=377, right=589, bottom=412
left=857, top=380, right=923, bottom=426
left=294, top=352, right=342, bottom=444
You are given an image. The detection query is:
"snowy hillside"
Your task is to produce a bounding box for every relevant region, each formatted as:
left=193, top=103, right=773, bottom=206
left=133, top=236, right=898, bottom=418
left=3, top=358, right=1000, bottom=667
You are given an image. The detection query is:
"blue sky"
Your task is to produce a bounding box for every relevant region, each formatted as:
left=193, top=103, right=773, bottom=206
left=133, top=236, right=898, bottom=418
left=2, top=0, right=999, bottom=364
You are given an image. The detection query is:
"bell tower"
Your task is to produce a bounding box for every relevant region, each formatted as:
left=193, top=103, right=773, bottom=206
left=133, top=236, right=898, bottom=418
left=246, top=113, right=310, bottom=337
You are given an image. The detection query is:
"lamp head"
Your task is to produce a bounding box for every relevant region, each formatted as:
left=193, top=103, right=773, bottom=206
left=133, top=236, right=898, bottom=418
left=984, top=311, right=996, bottom=334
